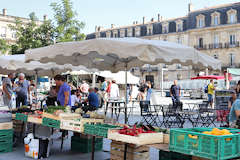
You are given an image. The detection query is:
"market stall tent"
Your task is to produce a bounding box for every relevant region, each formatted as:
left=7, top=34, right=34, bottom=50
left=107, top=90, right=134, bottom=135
left=25, top=38, right=222, bottom=123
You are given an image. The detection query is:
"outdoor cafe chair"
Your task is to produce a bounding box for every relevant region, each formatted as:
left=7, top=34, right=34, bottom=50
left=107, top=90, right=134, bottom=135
left=139, top=101, right=159, bottom=127
left=162, top=105, right=183, bottom=128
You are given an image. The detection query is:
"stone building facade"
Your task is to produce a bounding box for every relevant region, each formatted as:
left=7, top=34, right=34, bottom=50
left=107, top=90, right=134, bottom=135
left=0, top=8, right=43, bottom=44
left=87, top=2, right=240, bottom=88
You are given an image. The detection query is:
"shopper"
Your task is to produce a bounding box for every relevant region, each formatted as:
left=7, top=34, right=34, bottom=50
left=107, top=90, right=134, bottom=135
left=46, top=86, right=57, bottom=106
left=170, top=80, right=181, bottom=109
left=235, top=80, right=240, bottom=98
left=109, top=80, right=119, bottom=100
left=83, top=88, right=99, bottom=112
left=229, top=94, right=240, bottom=127
left=71, top=90, right=79, bottom=108
left=80, top=80, right=89, bottom=97
left=146, top=81, right=152, bottom=103
left=208, top=79, right=215, bottom=108
left=94, top=87, right=103, bottom=108
left=15, top=73, right=30, bottom=108
left=2, top=73, right=15, bottom=108
left=54, top=75, right=71, bottom=107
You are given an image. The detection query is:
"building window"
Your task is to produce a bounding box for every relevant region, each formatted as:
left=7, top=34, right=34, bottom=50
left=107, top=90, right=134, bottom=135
left=176, top=64, right=182, bottom=69
left=176, top=20, right=183, bottom=32
left=198, top=38, right=203, bottom=48
left=196, top=14, right=205, bottom=28
left=0, top=27, right=7, bottom=38
left=229, top=53, right=235, bottom=66
left=213, top=34, right=219, bottom=48
left=162, top=23, right=168, bottom=34
left=148, top=28, right=152, bottom=35
left=114, top=33, right=117, bottom=38
left=227, top=9, right=237, bottom=24
left=211, top=12, right=220, bottom=26
left=230, top=34, right=236, bottom=45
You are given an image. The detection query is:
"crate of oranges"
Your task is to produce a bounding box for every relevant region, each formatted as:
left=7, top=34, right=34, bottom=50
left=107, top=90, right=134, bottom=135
left=169, top=127, right=240, bottom=160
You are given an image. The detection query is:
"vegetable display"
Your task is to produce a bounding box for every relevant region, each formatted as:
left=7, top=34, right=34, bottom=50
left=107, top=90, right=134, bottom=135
left=118, top=125, right=156, bottom=136
left=44, top=106, right=66, bottom=114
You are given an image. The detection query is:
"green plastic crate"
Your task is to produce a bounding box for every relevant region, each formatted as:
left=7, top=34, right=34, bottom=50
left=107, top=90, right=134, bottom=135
left=84, top=123, right=120, bottom=137
left=84, top=123, right=97, bottom=135
left=71, top=136, right=103, bottom=145
left=0, top=142, right=13, bottom=154
left=15, top=113, right=28, bottom=122
left=169, top=128, right=240, bottom=160
left=71, top=140, right=103, bottom=153
left=159, top=150, right=192, bottom=160
left=42, top=118, right=60, bottom=128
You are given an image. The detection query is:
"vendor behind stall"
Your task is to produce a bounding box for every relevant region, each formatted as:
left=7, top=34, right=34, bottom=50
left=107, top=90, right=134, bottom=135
left=54, top=75, right=71, bottom=107
left=82, top=88, right=99, bottom=112
left=229, top=93, right=240, bottom=127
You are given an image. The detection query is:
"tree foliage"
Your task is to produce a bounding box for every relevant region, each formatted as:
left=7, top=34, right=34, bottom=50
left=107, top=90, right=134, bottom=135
left=9, top=12, right=55, bottom=54
left=51, top=0, right=85, bottom=42
left=0, top=39, right=9, bottom=54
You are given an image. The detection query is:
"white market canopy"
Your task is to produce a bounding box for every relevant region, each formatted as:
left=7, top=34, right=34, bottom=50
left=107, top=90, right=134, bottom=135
left=0, top=54, right=88, bottom=77
left=98, top=71, right=140, bottom=84
left=25, top=38, right=221, bottom=72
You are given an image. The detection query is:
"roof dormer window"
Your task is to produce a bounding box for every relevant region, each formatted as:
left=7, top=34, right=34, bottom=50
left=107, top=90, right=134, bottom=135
left=211, top=11, right=220, bottom=26
left=227, top=9, right=237, bottom=24
left=176, top=20, right=183, bottom=32
left=196, top=14, right=205, bottom=28
left=162, top=22, right=169, bottom=34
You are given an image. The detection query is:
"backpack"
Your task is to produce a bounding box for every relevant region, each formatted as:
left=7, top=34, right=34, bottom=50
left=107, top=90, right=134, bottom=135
left=204, top=85, right=209, bottom=93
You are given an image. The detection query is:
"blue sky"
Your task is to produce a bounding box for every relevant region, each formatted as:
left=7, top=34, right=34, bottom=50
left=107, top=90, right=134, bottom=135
left=1, top=0, right=240, bottom=34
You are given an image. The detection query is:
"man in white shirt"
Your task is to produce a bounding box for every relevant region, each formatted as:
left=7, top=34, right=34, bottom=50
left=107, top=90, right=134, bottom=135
left=71, top=90, right=79, bottom=107
left=80, top=81, right=89, bottom=96
left=110, top=80, right=119, bottom=100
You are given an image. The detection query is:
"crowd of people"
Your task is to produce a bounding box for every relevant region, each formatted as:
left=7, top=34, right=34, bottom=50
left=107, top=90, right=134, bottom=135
left=2, top=72, right=37, bottom=109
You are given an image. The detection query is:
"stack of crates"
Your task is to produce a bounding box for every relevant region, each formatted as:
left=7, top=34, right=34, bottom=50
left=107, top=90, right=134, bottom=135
left=0, top=111, right=13, bottom=153
left=0, top=129, right=13, bottom=153
left=71, top=134, right=103, bottom=153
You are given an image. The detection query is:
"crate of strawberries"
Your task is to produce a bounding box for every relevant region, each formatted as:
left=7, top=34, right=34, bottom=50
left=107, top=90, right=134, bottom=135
left=108, top=125, right=163, bottom=145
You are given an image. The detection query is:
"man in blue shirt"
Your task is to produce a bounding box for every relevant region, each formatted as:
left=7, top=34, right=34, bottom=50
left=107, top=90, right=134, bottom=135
left=229, top=97, right=240, bottom=127
left=83, top=88, right=99, bottom=112
left=54, top=75, right=71, bottom=106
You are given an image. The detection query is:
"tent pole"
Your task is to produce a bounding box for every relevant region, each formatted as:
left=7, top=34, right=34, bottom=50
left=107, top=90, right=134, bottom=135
left=124, top=63, right=128, bottom=124
left=161, top=68, right=164, bottom=97
left=92, top=72, right=96, bottom=88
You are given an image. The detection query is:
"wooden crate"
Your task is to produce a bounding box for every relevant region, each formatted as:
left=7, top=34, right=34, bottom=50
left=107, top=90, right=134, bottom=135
left=12, top=120, right=24, bottom=132
left=42, top=112, right=60, bottom=120
left=0, top=122, right=13, bottom=130
left=42, top=112, right=81, bottom=121
left=108, top=129, right=163, bottom=145
left=163, top=134, right=169, bottom=144
left=110, top=140, right=149, bottom=160
left=59, top=113, right=81, bottom=120
left=60, top=118, right=104, bottom=133
left=27, top=115, right=42, bottom=124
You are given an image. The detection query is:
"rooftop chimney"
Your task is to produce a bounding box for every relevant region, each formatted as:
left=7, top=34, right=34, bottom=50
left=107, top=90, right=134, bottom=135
left=143, top=16, right=145, bottom=24
left=2, top=9, right=6, bottom=16
left=151, top=18, right=154, bottom=22
left=158, top=14, right=160, bottom=22
left=188, top=3, right=194, bottom=13
left=136, top=21, right=138, bottom=24
left=43, top=14, right=47, bottom=21
left=133, top=21, right=135, bottom=25
left=111, top=24, right=115, bottom=29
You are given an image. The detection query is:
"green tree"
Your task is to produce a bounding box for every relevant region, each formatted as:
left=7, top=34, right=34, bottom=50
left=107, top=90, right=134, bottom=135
left=51, top=0, right=85, bottom=42
left=0, top=39, right=9, bottom=54
left=9, top=12, right=55, bottom=54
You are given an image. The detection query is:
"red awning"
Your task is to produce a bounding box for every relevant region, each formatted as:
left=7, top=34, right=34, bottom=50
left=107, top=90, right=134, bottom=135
left=191, top=75, right=232, bottom=80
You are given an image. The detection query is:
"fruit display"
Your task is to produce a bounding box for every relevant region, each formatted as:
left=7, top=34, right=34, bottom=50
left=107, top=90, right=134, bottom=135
left=202, top=128, right=232, bottom=136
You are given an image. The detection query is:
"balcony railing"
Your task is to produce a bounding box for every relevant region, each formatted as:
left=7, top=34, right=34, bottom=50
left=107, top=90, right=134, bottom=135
left=194, top=42, right=240, bottom=50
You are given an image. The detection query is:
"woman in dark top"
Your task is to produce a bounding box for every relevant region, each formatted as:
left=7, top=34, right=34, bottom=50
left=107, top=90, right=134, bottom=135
left=235, top=80, right=240, bottom=98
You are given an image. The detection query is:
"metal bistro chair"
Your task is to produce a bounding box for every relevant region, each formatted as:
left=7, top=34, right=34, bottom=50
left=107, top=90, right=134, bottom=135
left=139, top=101, right=159, bottom=127
left=162, top=105, right=183, bottom=128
